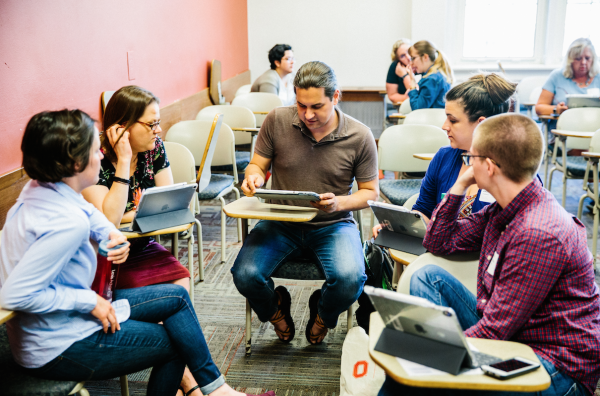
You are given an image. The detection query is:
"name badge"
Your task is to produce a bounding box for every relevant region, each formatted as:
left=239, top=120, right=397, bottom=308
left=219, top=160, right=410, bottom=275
left=487, top=252, right=499, bottom=275
left=479, top=189, right=496, bottom=203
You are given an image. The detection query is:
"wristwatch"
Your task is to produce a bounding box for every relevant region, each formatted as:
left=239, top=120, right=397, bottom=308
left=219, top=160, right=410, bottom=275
left=401, top=73, right=409, bottom=79
left=553, top=106, right=557, bottom=114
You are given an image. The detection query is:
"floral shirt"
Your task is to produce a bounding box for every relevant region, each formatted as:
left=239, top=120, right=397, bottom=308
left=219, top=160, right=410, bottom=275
left=97, top=136, right=170, bottom=213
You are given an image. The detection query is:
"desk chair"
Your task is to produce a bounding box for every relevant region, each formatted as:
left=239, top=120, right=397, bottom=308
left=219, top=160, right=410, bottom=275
left=372, top=125, right=448, bottom=230
left=235, top=84, right=252, bottom=97
left=232, top=92, right=283, bottom=128
left=196, top=105, right=257, bottom=176
left=399, top=99, right=412, bottom=115
left=516, top=76, right=547, bottom=118
left=577, top=129, right=600, bottom=270
left=403, top=109, right=446, bottom=128
left=547, top=108, right=600, bottom=206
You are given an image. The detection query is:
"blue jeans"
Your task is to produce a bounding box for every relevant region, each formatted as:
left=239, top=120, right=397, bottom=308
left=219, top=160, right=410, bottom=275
left=231, top=220, right=366, bottom=328
left=377, top=265, right=588, bottom=396
left=26, top=285, right=225, bottom=396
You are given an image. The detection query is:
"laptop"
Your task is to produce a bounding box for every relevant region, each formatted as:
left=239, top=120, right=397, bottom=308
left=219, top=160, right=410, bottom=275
left=119, top=183, right=198, bottom=233
left=365, top=286, right=502, bottom=375
left=566, top=93, right=600, bottom=109
left=368, top=200, right=427, bottom=255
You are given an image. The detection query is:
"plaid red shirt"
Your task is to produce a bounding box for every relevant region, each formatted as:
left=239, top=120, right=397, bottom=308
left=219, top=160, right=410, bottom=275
left=423, top=180, right=600, bottom=393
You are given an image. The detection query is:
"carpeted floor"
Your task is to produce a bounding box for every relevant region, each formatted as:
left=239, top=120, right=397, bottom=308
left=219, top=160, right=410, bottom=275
left=84, top=160, right=600, bottom=395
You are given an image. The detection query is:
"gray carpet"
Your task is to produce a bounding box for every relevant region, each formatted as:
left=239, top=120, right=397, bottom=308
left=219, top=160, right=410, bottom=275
left=84, top=164, right=600, bottom=395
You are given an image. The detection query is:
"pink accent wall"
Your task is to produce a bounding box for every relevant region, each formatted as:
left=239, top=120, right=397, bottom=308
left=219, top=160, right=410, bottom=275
left=0, top=0, right=248, bottom=175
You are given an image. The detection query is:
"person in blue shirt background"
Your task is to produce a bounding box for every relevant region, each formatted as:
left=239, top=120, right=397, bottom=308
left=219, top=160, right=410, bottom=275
left=373, top=73, right=518, bottom=238
left=406, top=40, right=453, bottom=110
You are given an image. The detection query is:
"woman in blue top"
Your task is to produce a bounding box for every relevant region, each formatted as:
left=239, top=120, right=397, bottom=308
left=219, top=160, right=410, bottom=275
left=373, top=73, right=517, bottom=238
left=536, top=38, right=600, bottom=120
left=0, top=110, right=274, bottom=396
left=406, top=40, right=453, bottom=110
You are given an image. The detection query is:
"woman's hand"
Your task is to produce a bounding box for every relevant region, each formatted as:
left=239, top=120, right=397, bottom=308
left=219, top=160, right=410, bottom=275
left=556, top=102, right=568, bottom=114
left=106, top=231, right=129, bottom=264
left=106, top=124, right=132, bottom=162
left=395, top=62, right=410, bottom=78
left=91, top=294, right=120, bottom=333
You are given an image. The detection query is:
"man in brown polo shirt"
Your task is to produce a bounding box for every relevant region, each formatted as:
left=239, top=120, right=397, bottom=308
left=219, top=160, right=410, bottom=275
left=231, top=61, right=379, bottom=345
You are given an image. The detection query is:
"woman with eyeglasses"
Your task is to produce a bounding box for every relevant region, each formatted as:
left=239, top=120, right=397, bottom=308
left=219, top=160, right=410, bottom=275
left=373, top=73, right=518, bottom=238
left=386, top=39, right=413, bottom=104
left=82, top=85, right=199, bottom=395
left=405, top=40, right=453, bottom=110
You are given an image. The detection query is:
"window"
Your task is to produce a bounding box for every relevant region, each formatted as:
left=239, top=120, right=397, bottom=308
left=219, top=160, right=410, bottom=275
left=461, top=0, right=544, bottom=60
left=562, top=0, right=600, bottom=54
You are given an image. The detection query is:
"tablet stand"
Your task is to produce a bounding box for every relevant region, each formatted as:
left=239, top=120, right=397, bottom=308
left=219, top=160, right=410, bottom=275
left=133, top=209, right=196, bottom=234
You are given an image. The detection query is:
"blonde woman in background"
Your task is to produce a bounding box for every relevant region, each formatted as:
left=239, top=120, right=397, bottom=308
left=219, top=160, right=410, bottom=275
left=406, top=40, right=454, bottom=110
left=385, top=39, right=412, bottom=103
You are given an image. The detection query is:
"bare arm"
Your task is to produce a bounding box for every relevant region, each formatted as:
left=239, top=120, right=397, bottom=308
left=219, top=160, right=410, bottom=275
left=386, top=83, right=409, bottom=103
left=240, top=153, right=272, bottom=196
left=535, top=89, right=568, bottom=116
left=312, top=178, right=379, bottom=213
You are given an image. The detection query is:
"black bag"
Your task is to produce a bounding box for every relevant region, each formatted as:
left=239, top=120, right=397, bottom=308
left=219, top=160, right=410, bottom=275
left=356, top=240, right=395, bottom=333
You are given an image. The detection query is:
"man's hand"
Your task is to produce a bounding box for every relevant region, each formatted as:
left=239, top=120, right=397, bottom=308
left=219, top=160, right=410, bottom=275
left=106, top=231, right=129, bottom=264
left=449, top=166, right=476, bottom=196
left=241, top=174, right=265, bottom=196
left=310, top=193, right=339, bottom=213
left=91, top=294, right=120, bottom=333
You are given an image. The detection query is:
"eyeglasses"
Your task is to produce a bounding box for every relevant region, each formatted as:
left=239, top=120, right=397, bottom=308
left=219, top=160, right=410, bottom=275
left=137, top=120, right=161, bottom=131
left=461, top=153, right=501, bottom=168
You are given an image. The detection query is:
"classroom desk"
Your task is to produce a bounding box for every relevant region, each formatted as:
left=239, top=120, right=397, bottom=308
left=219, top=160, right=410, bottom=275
left=368, top=312, right=551, bottom=391
left=389, top=113, right=406, bottom=120
left=538, top=114, right=559, bottom=187
left=413, top=153, right=435, bottom=160
left=0, top=306, right=16, bottom=325
left=231, top=127, right=260, bottom=157
left=120, top=221, right=199, bottom=303
left=388, top=249, right=419, bottom=289
left=522, top=102, right=536, bottom=118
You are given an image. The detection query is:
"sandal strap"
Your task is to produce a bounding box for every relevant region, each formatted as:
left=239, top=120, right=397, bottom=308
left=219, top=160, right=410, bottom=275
left=308, top=314, right=328, bottom=342
left=185, top=385, right=200, bottom=396
left=269, top=309, right=285, bottom=324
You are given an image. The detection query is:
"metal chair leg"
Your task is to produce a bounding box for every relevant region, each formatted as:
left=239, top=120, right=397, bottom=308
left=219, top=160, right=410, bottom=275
left=234, top=187, right=242, bottom=242
left=577, top=194, right=587, bottom=218
left=195, top=219, right=204, bottom=282
left=593, top=207, right=599, bottom=272
left=188, top=232, right=195, bottom=306
left=246, top=299, right=252, bottom=355
left=547, top=167, right=557, bottom=191
left=219, top=196, right=227, bottom=263
left=562, top=172, right=568, bottom=208
left=120, top=375, right=129, bottom=396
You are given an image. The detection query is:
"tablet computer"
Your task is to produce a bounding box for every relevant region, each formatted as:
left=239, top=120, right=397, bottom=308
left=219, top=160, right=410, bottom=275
left=369, top=200, right=427, bottom=255
left=254, top=189, right=321, bottom=202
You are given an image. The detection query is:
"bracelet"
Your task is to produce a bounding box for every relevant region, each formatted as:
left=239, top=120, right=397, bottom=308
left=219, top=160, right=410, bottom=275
left=401, top=73, right=409, bottom=79
left=113, top=176, right=130, bottom=185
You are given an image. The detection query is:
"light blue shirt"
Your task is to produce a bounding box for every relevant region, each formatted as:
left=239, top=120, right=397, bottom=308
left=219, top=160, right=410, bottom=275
left=542, top=68, right=600, bottom=105
left=0, top=181, right=130, bottom=368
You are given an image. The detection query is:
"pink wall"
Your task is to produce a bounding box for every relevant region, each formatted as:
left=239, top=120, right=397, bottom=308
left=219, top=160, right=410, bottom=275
left=0, top=0, right=248, bottom=175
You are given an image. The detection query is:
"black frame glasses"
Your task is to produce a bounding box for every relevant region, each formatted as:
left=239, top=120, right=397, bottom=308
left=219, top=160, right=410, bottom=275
left=137, top=120, right=161, bottom=131
left=461, top=153, right=501, bottom=168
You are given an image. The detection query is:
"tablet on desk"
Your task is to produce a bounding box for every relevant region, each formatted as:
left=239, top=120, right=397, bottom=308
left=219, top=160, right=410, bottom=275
left=369, top=200, right=427, bottom=255
left=254, top=189, right=321, bottom=202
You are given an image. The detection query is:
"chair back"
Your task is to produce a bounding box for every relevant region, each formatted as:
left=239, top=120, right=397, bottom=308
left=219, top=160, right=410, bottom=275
left=399, top=99, right=412, bottom=115
left=232, top=92, right=284, bottom=127
left=557, top=108, right=600, bottom=150
left=165, top=114, right=224, bottom=192
left=516, top=76, right=548, bottom=106
left=588, top=128, right=600, bottom=152
left=163, top=142, right=196, bottom=184
left=210, top=123, right=239, bottom=181
left=196, top=105, right=256, bottom=145
left=403, top=193, right=420, bottom=210
left=235, top=84, right=252, bottom=97
left=403, top=109, right=447, bottom=128
left=209, top=59, right=223, bottom=105
left=378, top=124, right=448, bottom=173
left=101, top=91, right=115, bottom=115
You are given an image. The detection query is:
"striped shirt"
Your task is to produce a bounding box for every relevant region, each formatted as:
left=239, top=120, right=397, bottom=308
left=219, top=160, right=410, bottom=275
left=423, top=180, right=600, bottom=393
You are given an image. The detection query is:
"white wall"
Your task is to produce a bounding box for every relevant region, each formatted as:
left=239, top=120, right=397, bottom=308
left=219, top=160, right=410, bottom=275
left=247, top=0, right=412, bottom=87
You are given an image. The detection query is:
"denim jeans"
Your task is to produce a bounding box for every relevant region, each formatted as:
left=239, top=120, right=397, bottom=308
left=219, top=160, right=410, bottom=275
left=26, top=285, right=225, bottom=396
left=231, top=220, right=366, bottom=328
left=377, top=265, right=588, bottom=396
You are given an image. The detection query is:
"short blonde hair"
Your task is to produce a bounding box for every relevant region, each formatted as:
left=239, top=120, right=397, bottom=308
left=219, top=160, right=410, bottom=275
left=473, top=114, right=543, bottom=183
left=562, top=38, right=599, bottom=79
left=390, top=39, right=411, bottom=61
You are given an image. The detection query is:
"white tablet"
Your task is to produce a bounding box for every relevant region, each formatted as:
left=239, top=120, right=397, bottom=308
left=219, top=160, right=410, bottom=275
left=254, top=189, right=321, bottom=202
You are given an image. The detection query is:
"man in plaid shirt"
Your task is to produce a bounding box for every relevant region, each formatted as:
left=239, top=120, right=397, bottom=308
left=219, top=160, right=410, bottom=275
left=378, top=114, right=600, bottom=396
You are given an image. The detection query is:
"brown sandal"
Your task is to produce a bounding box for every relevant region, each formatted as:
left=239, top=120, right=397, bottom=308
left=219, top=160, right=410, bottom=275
left=269, top=286, right=295, bottom=343
left=306, top=289, right=328, bottom=345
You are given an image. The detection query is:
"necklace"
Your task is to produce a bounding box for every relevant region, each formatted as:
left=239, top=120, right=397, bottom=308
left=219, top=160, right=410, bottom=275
left=576, top=76, right=592, bottom=88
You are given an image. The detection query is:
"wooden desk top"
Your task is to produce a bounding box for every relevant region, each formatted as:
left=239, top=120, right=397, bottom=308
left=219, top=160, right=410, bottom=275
left=389, top=113, right=406, bottom=119
left=550, top=129, right=595, bottom=138
left=389, top=249, right=419, bottom=265
left=342, top=86, right=386, bottom=93
left=538, top=114, right=559, bottom=121
left=0, top=306, right=16, bottom=325
left=413, top=153, right=435, bottom=160
left=231, top=127, right=260, bottom=133
left=583, top=151, right=600, bottom=158
left=369, top=312, right=550, bottom=391
left=522, top=102, right=536, bottom=107
left=120, top=222, right=193, bottom=239
left=223, top=197, right=318, bottom=222
left=253, top=111, right=269, bottom=115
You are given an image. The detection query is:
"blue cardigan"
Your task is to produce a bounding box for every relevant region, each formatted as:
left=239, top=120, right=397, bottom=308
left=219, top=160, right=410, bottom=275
left=408, top=70, right=450, bottom=110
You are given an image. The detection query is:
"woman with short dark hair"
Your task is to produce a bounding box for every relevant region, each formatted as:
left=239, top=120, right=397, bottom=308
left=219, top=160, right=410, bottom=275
left=0, top=109, right=273, bottom=396
left=251, top=44, right=296, bottom=105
